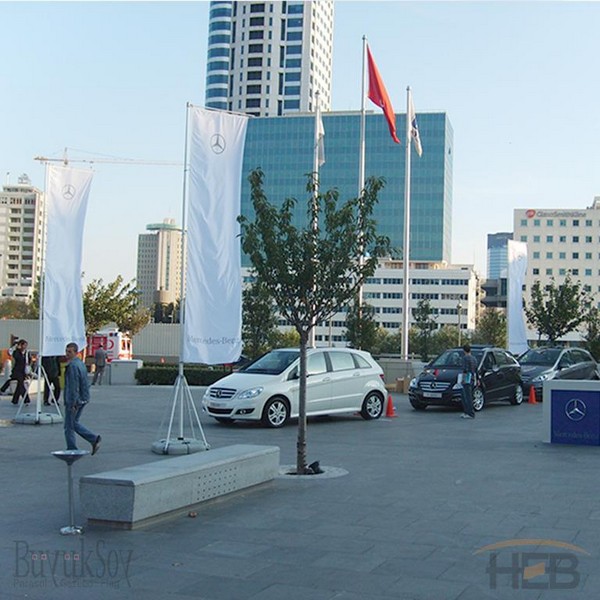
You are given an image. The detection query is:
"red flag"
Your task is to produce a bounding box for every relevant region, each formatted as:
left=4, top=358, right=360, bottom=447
left=367, top=45, right=400, bottom=144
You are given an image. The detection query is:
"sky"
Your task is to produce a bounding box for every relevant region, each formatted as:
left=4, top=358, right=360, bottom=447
left=1, top=1, right=599, bottom=286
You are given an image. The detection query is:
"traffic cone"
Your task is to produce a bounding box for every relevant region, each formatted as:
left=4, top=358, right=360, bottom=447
left=385, top=394, right=397, bottom=418
left=528, top=386, right=538, bottom=404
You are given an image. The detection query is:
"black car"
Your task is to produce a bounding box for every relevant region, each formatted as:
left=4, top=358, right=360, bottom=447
left=518, top=347, right=599, bottom=398
left=408, top=345, right=523, bottom=411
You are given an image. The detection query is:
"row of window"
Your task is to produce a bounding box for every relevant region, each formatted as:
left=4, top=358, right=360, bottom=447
left=520, top=218, right=593, bottom=227
left=365, top=277, right=470, bottom=286
left=531, top=251, right=596, bottom=260
left=521, top=235, right=595, bottom=243
left=531, top=268, right=593, bottom=277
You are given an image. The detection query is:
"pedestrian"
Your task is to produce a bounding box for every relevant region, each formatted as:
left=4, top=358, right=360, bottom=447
left=64, top=342, right=101, bottom=454
left=42, top=355, right=62, bottom=406
left=0, top=339, right=19, bottom=395
left=460, top=343, right=478, bottom=419
left=91, top=344, right=107, bottom=385
left=10, top=339, right=31, bottom=405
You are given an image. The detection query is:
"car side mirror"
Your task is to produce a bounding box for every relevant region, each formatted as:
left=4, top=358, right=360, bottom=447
left=288, top=369, right=299, bottom=381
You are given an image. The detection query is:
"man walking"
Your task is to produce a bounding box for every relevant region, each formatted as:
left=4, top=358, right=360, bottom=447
left=64, top=342, right=101, bottom=454
left=91, top=343, right=107, bottom=385
left=460, top=343, right=478, bottom=419
left=10, top=339, right=31, bottom=405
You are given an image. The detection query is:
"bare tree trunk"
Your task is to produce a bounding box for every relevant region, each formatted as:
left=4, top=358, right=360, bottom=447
left=296, top=330, right=308, bottom=474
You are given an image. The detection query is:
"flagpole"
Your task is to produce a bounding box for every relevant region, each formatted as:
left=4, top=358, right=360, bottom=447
left=308, top=91, right=321, bottom=348
left=401, top=87, right=412, bottom=361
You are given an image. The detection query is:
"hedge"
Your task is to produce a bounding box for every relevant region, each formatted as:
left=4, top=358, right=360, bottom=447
left=135, top=365, right=230, bottom=386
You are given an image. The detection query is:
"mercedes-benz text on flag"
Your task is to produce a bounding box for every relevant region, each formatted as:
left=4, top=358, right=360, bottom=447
left=43, top=165, right=92, bottom=355
left=183, top=106, right=249, bottom=364
left=367, top=44, right=400, bottom=144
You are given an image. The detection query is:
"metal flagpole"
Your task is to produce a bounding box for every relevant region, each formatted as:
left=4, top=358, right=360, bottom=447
left=401, top=87, right=412, bottom=361
left=152, top=102, right=209, bottom=455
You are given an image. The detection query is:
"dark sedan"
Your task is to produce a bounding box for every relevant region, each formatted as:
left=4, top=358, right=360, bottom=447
left=518, top=347, right=599, bottom=398
left=408, top=345, right=523, bottom=412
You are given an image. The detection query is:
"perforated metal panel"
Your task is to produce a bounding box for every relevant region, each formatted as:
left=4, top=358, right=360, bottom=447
left=195, top=466, right=240, bottom=502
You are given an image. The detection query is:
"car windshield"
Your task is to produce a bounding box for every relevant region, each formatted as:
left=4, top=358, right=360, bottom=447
left=519, top=348, right=561, bottom=366
left=430, top=348, right=484, bottom=369
left=240, top=350, right=299, bottom=375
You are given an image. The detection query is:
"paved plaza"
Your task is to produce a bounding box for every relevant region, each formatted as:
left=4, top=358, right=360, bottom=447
left=1, top=384, right=599, bottom=600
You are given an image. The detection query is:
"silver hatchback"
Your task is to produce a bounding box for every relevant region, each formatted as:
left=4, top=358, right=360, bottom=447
left=202, top=347, right=387, bottom=427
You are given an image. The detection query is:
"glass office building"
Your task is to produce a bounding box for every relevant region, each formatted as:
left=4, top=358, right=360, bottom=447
left=240, top=110, right=453, bottom=265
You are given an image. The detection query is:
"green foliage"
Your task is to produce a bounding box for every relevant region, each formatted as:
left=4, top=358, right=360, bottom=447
left=582, top=307, right=600, bottom=361
left=242, top=277, right=279, bottom=358
left=135, top=365, right=228, bottom=386
left=0, top=298, right=37, bottom=319
left=345, top=301, right=379, bottom=352
left=83, top=276, right=150, bottom=336
left=271, top=328, right=301, bottom=349
left=411, top=299, right=437, bottom=361
left=472, top=308, right=507, bottom=347
left=525, top=274, right=593, bottom=343
left=153, top=300, right=180, bottom=324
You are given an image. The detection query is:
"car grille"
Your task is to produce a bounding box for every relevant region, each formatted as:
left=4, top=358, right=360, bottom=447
left=207, top=407, right=234, bottom=415
left=208, top=387, right=236, bottom=399
left=420, top=381, right=451, bottom=392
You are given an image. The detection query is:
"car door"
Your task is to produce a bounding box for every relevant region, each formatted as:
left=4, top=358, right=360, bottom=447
left=556, top=350, right=576, bottom=381
left=479, top=350, right=500, bottom=401
left=572, top=349, right=596, bottom=380
left=304, top=351, right=332, bottom=415
left=492, top=349, right=518, bottom=400
left=326, top=350, right=363, bottom=411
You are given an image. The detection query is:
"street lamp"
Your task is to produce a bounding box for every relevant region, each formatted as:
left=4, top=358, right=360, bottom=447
left=457, top=302, right=463, bottom=347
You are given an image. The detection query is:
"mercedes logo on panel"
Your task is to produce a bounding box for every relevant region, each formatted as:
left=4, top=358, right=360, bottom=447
left=211, top=134, right=226, bottom=154
left=565, top=398, right=586, bottom=422
left=62, top=184, right=76, bottom=200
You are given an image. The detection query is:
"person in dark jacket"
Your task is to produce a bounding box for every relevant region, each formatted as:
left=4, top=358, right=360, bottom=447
left=42, top=355, right=62, bottom=406
left=460, top=343, right=478, bottom=419
left=11, top=339, right=31, bottom=405
left=64, top=342, right=101, bottom=454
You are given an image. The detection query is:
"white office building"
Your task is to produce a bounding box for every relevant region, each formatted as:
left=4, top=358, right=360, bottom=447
left=244, top=259, right=479, bottom=346
left=136, top=219, right=182, bottom=309
left=0, top=176, right=44, bottom=299
left=514, top=198, right=600, bottom=304
left=205, top=0, right=334, bottom=116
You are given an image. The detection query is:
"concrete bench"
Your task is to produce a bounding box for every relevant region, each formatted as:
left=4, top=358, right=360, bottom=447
left=80, top=444, right=280, bottom=529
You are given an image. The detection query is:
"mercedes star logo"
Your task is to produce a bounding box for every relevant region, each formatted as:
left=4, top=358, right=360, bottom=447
left=565, top=398, right=586, bottom=422
left=216, top=389, right=222, bottom=398
left=211, top=134, right=226, bottom=154
left=62, top=184, right=76, bottom=200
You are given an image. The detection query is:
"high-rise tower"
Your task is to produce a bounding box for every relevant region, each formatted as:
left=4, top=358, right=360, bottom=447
left=205, top=0, right=334, bottom=116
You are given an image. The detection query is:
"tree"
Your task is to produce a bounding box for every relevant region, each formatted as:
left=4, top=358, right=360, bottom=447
left=83, top=276, right=149, bottom=336
left=0, top=298, right=36, bottom=320
left=582, top=307, right=600, bottom=361
left=345, top=301, right=378, bottom=351
left=524, top=275, right=593, bottom=344
left=471, top=308, right=507, bottom=347
left=371, top=329, right=401, bottom=355
left=239, top=169, right=390, bottom=474
left=272, top=328, right=301, bottom=349
left=242, top=278, right=279, bottom=359
left=412, top=299, right=437, bottom=361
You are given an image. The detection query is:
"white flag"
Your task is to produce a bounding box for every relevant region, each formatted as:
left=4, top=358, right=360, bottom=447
left=507, top=240, right=528, bottom=355
left=183, top=106, right=249, bottom=364
left=43, top=165, right=92, bottom=356
left=408, top=93, right=423, bottom=157
left=316, top=108, right=325, bottom=167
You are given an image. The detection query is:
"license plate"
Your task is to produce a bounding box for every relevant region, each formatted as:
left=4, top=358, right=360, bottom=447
left=423, top=392, right=442, bottom=399
left=209, top=402, right=224, bottom=408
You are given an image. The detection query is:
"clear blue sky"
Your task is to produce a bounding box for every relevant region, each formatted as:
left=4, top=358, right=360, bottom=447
left=2, top=1, right=599, bottom=284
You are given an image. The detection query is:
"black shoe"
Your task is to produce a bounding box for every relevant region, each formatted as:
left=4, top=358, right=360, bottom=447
left=91, top=435, right=102, bottom=456
left=11, top=400, right=17, bottom=404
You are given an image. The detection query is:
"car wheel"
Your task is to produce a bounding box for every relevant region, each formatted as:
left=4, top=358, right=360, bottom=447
left=215, top=417, right=235, bottom=425
left=410, top=397, right=427, bottom=411
left=472, top=387, right=485, bottom=412
left=261, top=397, right=289, bottom=428
left=360, top=391, right=384, bottom=420
left=510, top=383, right=524, bottom=405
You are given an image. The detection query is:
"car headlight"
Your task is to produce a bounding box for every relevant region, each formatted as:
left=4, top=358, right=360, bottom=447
left=532, top=372, right=552, bottom=383
left=409, top=378, right=417, bottom=388
left=237, top=387, right=264, bottom=400
left=452, top=382, right=462, bottom=390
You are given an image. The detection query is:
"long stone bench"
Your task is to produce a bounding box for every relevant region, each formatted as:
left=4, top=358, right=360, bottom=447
left=80, top=444, right=280, bottom=529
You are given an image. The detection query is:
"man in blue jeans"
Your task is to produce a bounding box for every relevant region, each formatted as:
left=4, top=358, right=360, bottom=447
left=460, top=343, right=478, bottom=419
left=64, top=342, right=101, bottom=454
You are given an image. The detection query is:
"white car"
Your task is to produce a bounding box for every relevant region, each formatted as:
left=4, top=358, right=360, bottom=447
left=202, top=347, right=387, bottom=428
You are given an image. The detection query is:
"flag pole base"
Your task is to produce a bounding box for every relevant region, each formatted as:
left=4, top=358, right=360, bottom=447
left=13, top=412, right=63, bottom=425
left=151, top=438, right=209, bottom=455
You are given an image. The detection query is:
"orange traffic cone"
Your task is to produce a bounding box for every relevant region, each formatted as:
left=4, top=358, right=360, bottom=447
left=528, top=386, right=538, bottom=404
left=385, top=394, right=397, bottom=418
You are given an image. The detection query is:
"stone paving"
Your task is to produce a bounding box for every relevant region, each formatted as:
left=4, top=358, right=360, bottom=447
left=1, top=385, right=599, bottom=599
